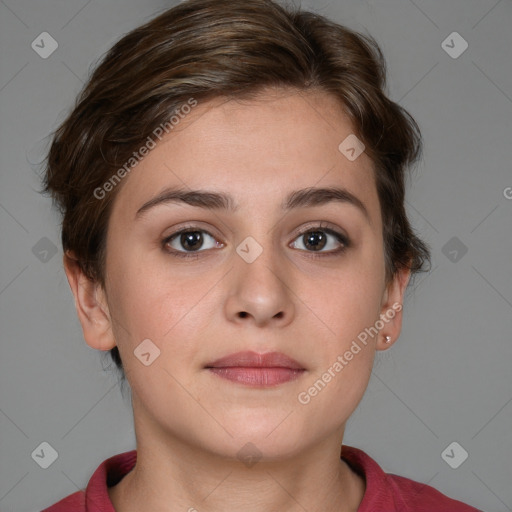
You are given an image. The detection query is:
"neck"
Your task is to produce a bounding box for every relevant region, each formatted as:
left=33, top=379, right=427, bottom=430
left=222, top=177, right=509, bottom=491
left=109, top=428, right=365, bottom=512
left=109, top=394, right=365, bottom=512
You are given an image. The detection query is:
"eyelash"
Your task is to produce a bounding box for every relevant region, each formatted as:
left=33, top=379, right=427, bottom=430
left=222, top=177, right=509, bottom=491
left=161, top=222, right=350, bottom=260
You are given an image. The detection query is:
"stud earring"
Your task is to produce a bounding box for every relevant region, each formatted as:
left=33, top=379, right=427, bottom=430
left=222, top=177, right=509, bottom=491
left=384, top=335, right=391, bottom=344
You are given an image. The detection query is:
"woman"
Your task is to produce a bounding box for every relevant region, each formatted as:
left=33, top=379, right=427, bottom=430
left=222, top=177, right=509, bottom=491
left=41, top=0, right=481, bottom=510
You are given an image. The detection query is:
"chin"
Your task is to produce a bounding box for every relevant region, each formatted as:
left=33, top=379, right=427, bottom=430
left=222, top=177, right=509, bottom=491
left=224, top=419, right=304, bottom=457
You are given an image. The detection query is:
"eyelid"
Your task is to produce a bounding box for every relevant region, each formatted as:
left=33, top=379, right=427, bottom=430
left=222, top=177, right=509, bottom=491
left=291, top=221, right=348, bottom=241
left=162, top=222, right=222, bottom=242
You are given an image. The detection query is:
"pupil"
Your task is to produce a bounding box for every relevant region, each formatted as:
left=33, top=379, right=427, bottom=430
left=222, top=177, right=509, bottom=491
left=305, top=231, right=326, bottom=251
left=182, top=231, right=202, bottom=251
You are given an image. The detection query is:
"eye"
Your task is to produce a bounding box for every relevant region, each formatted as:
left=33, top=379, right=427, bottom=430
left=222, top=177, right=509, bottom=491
left=162, top=228, right=223, bottom=258
left=162, top=223, right=349, bottom=260
left=290, top=224, right=349, bottom=255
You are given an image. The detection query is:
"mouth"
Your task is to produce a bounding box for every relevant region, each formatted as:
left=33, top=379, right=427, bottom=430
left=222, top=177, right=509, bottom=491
left=205, top=351, right=306, bottom=387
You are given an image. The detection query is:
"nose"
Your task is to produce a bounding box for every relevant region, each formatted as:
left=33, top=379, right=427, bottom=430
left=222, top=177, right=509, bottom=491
left=224, top=241, right=295, bottom=328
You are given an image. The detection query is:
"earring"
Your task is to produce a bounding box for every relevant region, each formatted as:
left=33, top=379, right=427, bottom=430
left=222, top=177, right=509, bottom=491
left=384, top=335, right=391, bottom=344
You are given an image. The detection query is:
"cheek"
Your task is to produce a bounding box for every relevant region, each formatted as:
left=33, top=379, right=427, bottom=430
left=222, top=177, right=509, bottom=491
left=306, top=251, right=385, bottom=342
left=104, top=244, right=218, bottom=359
left=296, top=272, right=380, bottom=427
left=297, top=348, right=374, bottom=438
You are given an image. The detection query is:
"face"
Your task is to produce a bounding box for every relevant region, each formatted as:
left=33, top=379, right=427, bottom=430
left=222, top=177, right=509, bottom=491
left=69, top=88, right=409, bottom=461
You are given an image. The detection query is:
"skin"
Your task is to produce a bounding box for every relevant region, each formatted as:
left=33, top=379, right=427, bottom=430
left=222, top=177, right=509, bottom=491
left=64, top=87, right=410, bottom=512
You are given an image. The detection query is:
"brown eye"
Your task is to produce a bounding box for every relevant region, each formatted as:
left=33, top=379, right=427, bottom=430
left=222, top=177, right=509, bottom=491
left=302, top=231, right=328, bottom=251
left=178, top=231, right=204, bottom=251
left=290, top=228, right=349, bottom=254
left=162, top=228, right=223, bottom=258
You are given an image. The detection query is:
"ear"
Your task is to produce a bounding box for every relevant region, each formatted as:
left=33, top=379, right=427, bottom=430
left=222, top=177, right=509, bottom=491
left=376, top=266, right=411, bottom=351
left=63, top=250, right=116, bottom=351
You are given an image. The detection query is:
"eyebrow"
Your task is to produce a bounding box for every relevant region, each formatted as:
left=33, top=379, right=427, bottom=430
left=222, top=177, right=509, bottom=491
left=135, top=186, right=371, bottom=224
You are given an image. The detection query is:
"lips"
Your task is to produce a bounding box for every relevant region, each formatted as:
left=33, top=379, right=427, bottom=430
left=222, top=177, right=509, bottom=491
left=205, top=351, right=306, bottom=387
left=205, top=351, right=305, bottom=370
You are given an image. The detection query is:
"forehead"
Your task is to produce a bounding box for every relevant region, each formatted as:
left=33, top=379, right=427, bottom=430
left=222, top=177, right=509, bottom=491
left=110, top=88, right=380, bottom=224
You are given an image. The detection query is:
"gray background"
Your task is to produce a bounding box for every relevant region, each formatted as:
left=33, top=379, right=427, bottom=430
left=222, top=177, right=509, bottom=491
left=0, top=0, right=511, bottom=510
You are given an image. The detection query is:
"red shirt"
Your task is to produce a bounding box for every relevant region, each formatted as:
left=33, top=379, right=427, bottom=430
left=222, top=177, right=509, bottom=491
left=42, top=445, right=482, bottom=511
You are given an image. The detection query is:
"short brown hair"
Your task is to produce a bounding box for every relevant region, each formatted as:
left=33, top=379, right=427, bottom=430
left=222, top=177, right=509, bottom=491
left=43, top=0, right=431, bottom=374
